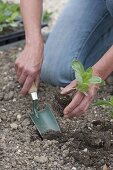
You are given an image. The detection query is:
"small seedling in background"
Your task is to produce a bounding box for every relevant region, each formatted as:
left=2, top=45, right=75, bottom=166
left=72, top=60, right=104, bottom=95
left=0, top=0, right=21, bottom=32
left=95, top=96, right=113, bottom=117
left=42, top=10, right=52, bottom=24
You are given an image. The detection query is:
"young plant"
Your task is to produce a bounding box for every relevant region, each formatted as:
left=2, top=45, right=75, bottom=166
left=72, top=60, right=104, bottom=94
left=0, top=0, right=21, bottom=32
left=42, top=10, right=52, bottom=24
left=95, top=96, right=113, bottom=117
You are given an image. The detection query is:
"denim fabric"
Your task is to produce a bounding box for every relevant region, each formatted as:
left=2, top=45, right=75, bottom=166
left=41, top=0, right=113, bottom=87
left=106, top=0, right=113, bottom=16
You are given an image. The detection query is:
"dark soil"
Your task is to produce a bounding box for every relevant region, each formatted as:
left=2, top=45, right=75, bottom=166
left=0, top=45, right=113, bottom=170
left=53, top=92, right=72, bottom=117
left=0, top=25, right=24, bottom=36
left=42, top=130, right=62, bottom=140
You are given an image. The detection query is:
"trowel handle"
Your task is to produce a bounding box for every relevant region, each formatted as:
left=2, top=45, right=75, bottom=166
left=29, top=82, right=37, bottom=94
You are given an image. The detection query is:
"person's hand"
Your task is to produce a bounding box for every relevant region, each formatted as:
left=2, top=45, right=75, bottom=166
left=15, top=40, right=44, bottom=95
left=61, top=80, right=99, bottom=118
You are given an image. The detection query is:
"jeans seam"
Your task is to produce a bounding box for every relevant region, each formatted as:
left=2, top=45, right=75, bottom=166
left=78, top=12, right=109, bottom=57
left=71, top=11, right=110, bottom=80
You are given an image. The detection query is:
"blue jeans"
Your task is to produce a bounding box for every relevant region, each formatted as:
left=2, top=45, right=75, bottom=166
left=41, top=0, right=113, bottom=87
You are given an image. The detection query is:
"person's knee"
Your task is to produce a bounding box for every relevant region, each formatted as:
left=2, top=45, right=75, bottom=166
left=40, top=51, right=73, bottom=87
left=40, top=63, right=61, bottom=87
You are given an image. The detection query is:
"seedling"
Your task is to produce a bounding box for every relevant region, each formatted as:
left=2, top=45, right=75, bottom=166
left=0, top=0, right=21, bottom=32
left=95, top=96, right=113, bottom=117
left=42, top=10, right=52, bottom=24
left=72, top=60, right=104, bottom=94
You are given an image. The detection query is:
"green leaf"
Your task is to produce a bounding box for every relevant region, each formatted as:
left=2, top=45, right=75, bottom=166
left=111, top=112, right=113, bottom=117
left=110, top=96, right=113, bottom=105
left=95, top=100, right=112, bottom=106
left=42, top=11, right=52, bottom=23
left=72, top=60, right=84, bottom=74
left=76, top=83, right=89, bottom=93
left=0, top=15, right=5, bottom=24
left=86, top=67, right=93, bottom=77
left=71, top=59, right=105, bottom=94
left=11, top=11, right=19, bottom=21
left=82, top=69, right=92, bottom=83
left=0, top=0, right=21, bottom=31
left=89, top=76, right=103, bottom=84
left=75, top=72, right=83, bottom=83
left=4, top=11, right=12, bottom=17
left=9, top=22, right=18, bottom=27
left=72, top=60, right=84, bottom=83
left=6, top=11, right=19, bottom=23
left=0, top=25, right=3, bottom=32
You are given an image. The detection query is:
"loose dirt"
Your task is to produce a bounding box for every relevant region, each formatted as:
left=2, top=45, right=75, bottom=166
left=0, top=45, right=113, bottom=170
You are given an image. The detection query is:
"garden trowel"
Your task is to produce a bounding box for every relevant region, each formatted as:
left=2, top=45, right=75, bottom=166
left=28, top=83, right=61, bottom=137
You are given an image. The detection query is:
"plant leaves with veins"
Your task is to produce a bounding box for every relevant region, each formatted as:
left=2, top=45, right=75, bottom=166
left=72, top=60, right=104, bottom=94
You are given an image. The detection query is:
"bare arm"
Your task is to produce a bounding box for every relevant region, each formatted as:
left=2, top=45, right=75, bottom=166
left=93, top=45, right=113, bottom=80
left=20, top=0, right=43, bottom=44
left=15, top=0, right=44, bottom=95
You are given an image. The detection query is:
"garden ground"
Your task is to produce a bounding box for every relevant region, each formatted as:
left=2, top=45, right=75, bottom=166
left=0, top=43, right=113, bottom=170
left=1, top=0, right=113, bottom=169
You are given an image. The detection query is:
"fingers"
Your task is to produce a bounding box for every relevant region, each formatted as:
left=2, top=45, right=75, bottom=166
left=15, top=63, right=18, bottom=73
left=61, top=80, right=77, bottom=94
left=15, top=64, right=40, bottom=95
left=35, top=76, right=40, bottom=89
left=16, top=64, right=27, bottom=85
left=15, top=61, right=24, bottom=81
left=20, top=74, right=40, bottom=95
left=65, top=94, right=94, bottom=118
left=15, top=53, right=20, bottom=73
left=64, top=86, right=98, bottom=118
left=20, top=75, right=34, bottom=95
left=89, top=84, right=99, bottom=96
left=63, top=91, right=84, bottom=114
left=18, top=71, right=28, bottom=85
left=14, top=43, right=44, bottom=96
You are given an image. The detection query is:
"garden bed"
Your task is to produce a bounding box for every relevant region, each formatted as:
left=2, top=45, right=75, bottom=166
left=0, top=24, right=48, bottom=46
left=0, top=0, right=50, bottom=46
left=0, top=45, right=113, bottom=170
